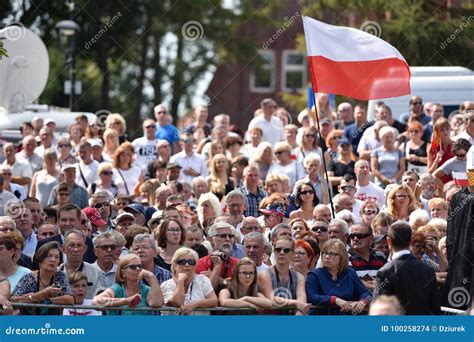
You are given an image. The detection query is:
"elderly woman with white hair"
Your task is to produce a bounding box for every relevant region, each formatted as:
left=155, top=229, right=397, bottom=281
left=160, top=247, right=217, bottom=315
left=196, top=192, right=221, bottom=234
left=335, top=209, right=358, bottom=227
left=301, top=153, right=330, bottom=204
left=408, top=209, right=430, bottom=231
left=250, top=142, right=274, bottom=181
left=371, top=126, right=405, bottom=188
left=268, top=141, right=305, bottom=189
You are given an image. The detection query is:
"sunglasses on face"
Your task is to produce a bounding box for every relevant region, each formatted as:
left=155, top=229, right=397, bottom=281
left=455, top=153, right=466, bottom=158
left=312, top=226, right=328, bottom=233
left=175, top=259, right=196, bottom=266
left=101, top=171, right=113, bottom=176
left=125, top=264, right=143, bottom=271
left=349, top=233, right=372, bottom=240
left=411, top=101, right=422, bottom=105
left=274, top=247, right=292, bottom=254
left=363, top=209, right=377, bottom=215
left=239, top=271, right=255, bottom=278
left=145, top=125, right=157, bottom=129
left=395, top=194, right=409, bottom=199
left=96, top=244, right=117, bottom=251
left=94, top=202, right=110, bottom=209
left=58, top=144, right=71, bottom=148
left=300, top=190, right=314, bottom=195
left=341, top=185, right=355, bottom=191
left=409, top=130, right=419, bottom=134
left=303, top=134, right=315, bottom=138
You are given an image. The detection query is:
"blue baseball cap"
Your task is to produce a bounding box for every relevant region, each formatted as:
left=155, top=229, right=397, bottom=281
left=338, top=138, right=351, bottom=146
left=259, top=203, right=286, bottom=217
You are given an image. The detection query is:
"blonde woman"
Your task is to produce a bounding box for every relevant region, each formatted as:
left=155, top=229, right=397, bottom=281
left=250, top=142, right=273, bottom=181
left=385, top=184, right=418, bottom=221
left=102, top=128, right=120, bottom=162
left=112, top=142, right=143, bottom=195
left=105, top=113, right=127, bottom=144
left=207, top=153, right=235, bottom=201
left=196, top=192, right=221, bottom=233
left=160, top=247, right=217, bottom=315
left=93, top=253, right=163, bottom=315
left=88, top=162, right=118, bottom=196
left=30, top=149, right=60, bottom=208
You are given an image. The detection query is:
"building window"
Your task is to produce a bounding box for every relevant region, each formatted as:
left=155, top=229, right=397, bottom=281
left=250, top=50, right=275, bottom=93
left=282, top=50, right=307, bottom=92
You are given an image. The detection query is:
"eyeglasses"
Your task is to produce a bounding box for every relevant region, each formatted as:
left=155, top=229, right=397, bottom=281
left=101, top=171, right=113, bottom=176
left=295, top=251, right=307, bottom=257
left=312, top=226, right=328, bottom=233
left=2, top=173, right=11, bottom=176
left=182, top=138, right=194, bottom=143
left=274, top=247, right=292, bottom=254
left=167, top=228, right=181, bottom=234
left=157, top=111, right=167, bottom=114
left=227, top=203, right=243, bottom=208
left=349, top=233, right=372, bottom=240
left=363, top=209, right=377, bottom=215
left=214, top=233, right=234, bottom=239
left=125, top=264, right=143, bottom=271
left=395, top=194, right=409, bottom=199
left=132, top=245, right=152, bottom=251
left=411, top=101, right=422, bottom=105
left=341, top=185, right=355, bottom=191
left=96, top=244, right=117, bottom=251
left=145, top=125, right=157, bottom=129
left=409, top=130, right=419, bottom=134
left=175, top=259, right=196, bottom=266
left=300, top=190, right=314, bottom=195
left=66, top=243, right=85, bottom=250
left=93, top=202, right=110, bottom=209
left=303, top=134, right=315, bottom=138
left=239, top=271, right=255, bottom=278
left=81, top=219, right=90, bottom=225
left=58, top=192, right=70, bottom=196
left=322, top=252, right=339, bottom=258
left=58, top=144, right=71, bottom=148
left=455, top=153, right=466, bottom=158
left=274, top=151, right=283, bottom=155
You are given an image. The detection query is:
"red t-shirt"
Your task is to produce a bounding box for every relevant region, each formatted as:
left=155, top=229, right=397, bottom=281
left=195, top=255, right=239, bottom=279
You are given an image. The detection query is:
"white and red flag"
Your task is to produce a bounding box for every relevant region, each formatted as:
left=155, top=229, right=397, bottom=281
left=302, top=16, right=411, bottom=100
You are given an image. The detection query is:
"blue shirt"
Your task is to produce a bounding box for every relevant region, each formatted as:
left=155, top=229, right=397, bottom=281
left=344, top=121, right=374, bottom=155
left=156, top=124, right=180, bottom=153
left=306, top=267, right=370, bottom=315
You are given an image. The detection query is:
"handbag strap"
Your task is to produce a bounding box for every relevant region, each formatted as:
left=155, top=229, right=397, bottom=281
left=117, top=168, right=130, bottom=195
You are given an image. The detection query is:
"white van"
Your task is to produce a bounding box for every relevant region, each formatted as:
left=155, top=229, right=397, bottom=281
left=367, top=67, right=474, bottom=120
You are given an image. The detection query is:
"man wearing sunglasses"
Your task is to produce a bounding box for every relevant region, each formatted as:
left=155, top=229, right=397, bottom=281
left=337, top=174, right=363, bottom=220
left=92, top=232, right=118, bottom=288
left=348, top=223, right=386, bottom=291
left=132, top=119, right=159, bottom=172
left=453, top=111, right=474, bottom=146
left=401, top=96, right=431, bottom=126
left=89, top=192, right=112, bottom=229
left=195, top=222, right=240, bottom=290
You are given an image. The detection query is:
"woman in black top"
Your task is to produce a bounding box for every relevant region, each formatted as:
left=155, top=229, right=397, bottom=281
left=327, top=138, right=356, bottom=194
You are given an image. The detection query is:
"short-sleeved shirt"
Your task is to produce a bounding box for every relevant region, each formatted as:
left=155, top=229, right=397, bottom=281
left=438, top=157, right=466, bottom=177
left=161, top=274, right=214, bottom=315
left=8, top=266, right=32, bottom=293
left=156, top=124, right=180, bottom=152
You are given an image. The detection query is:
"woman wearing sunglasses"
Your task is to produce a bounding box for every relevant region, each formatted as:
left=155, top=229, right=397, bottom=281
left=259, top=237, right=310, bottom=315
left=306, top=239, right=370, bottom=315
left=160, top=247, right=217, bottom=315
left=219, top=258, right=272, bottom=311
left=289, top=181, right=319, bottom=224
left=433, top=138, right=471, bottom=187
left=93, top=253, right=163, bottom=315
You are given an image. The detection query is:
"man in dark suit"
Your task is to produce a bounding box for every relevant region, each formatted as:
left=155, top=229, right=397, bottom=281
left=375, top=221, right=440, bottom=315
left=36, top=204, right=96, bottom=263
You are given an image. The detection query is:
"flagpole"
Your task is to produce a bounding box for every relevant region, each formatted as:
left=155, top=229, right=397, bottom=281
left=309, top=88, right=336, bottom=219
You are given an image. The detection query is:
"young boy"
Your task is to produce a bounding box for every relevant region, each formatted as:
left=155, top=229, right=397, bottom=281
left=63, top=272, right=102, bottom=316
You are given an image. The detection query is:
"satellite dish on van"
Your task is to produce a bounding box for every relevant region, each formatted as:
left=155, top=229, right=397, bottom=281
left=0, top=23, right=49, bottom=113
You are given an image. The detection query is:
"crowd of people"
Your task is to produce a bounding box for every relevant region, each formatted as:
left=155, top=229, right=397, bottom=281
left=0, top=95, right=472, bottom=315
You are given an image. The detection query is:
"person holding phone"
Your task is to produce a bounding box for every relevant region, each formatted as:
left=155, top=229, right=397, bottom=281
left=12, top=242, right=73, bottom=315
left=93, top=254, right=164, bottom=315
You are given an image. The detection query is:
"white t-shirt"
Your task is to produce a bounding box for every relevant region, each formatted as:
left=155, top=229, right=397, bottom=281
left=268, top=161, right=305, bottom=189
left=355, top=182, right=385, bottom=208
left=247, top=115, right=284, bottom=146
left=161, top=274, right=214, bottom=316
left=63, top=299, right=102, bottom=316
left=113, top=166, right=142, bottom=195
left=132, top=137, right=159, bottom=171
left=76, top=160, right=99, bottom=188
left=170, top=151, right=209, bottom=185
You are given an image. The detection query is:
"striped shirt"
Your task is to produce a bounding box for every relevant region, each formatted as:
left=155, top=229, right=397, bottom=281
left=240, top=185, right=267, bottom=218
left=348, top=248, right=387, bottom=279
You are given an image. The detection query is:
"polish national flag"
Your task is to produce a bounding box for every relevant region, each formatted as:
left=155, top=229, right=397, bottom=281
left=452, top=172, right=468, bottom=187
left=302, top=16, right=411, bottom=100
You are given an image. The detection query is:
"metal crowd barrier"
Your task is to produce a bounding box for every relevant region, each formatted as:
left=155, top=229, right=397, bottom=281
left=10, top=302, right=345, bottom=315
